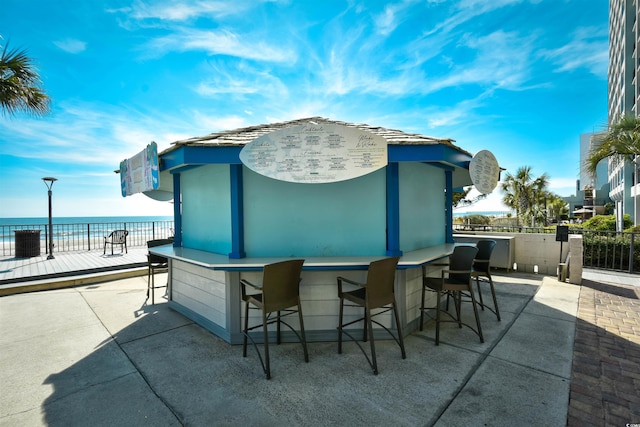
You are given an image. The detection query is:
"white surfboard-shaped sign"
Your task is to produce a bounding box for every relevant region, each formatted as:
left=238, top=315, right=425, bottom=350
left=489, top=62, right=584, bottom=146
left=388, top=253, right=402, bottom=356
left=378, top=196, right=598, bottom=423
left=240, top=123, right=388, bottom=183
left=469, top=150, right=500, bottom=194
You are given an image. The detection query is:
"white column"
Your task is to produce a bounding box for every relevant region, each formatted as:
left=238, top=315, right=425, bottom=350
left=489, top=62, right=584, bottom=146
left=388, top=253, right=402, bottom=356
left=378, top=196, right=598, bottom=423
left=568, top=235, right=583, bottom=285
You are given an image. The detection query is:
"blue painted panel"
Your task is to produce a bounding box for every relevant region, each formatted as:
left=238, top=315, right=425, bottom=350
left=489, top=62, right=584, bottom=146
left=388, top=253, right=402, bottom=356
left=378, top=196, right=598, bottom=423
left=399, top=163, right=445, bottom=250
left=181, top=165, right=232, bottom=254
left=243, top=167, right=387, bottom=257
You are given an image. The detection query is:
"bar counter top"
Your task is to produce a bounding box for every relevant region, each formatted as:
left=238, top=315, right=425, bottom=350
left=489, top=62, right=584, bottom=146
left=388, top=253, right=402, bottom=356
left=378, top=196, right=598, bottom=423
left=150, top=243, right=455, bottom=271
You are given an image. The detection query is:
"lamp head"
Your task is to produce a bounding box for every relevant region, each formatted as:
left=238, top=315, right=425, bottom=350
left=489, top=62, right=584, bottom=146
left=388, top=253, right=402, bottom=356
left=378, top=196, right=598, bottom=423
left=42, top=177, right=58, bottom=190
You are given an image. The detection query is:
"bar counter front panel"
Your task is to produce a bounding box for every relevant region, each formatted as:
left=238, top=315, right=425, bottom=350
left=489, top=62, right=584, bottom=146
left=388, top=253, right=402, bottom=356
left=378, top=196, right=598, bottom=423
left=152, top=244, right=453, bottom=344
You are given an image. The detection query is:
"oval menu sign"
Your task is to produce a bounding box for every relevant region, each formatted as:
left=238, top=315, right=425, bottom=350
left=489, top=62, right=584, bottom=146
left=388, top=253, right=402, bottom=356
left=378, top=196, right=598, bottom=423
left=239, top=123, right=388, bottom=183
left=469, top=150, right=500, bottom=194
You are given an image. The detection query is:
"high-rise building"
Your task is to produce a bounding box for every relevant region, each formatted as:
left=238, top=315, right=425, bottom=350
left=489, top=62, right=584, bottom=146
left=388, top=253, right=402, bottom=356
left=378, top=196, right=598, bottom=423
left=608, top=0, right=637, bottom=229
left=565, top=132, right=611, bottom=219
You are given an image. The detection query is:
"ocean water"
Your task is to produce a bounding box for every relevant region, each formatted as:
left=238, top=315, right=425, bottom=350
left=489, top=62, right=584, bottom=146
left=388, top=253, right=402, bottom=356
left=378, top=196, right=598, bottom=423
left=0, top=216, right=174, bottom=242
left=0, top=216, right=173, bottom=226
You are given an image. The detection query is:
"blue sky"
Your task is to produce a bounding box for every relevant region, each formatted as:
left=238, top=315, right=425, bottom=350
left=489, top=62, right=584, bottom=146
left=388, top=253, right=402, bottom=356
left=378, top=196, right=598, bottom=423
left=0, top=0, right=608, bottom=218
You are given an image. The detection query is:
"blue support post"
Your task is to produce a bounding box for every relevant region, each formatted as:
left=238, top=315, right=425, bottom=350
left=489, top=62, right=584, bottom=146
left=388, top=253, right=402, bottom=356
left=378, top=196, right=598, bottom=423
left=172, top=173, right=182, bottom=247
left=445, top=170, right=453, bottom=243
left=229, top=164, right=246, bottom=259
left=386, top=163, right=403, bottom=256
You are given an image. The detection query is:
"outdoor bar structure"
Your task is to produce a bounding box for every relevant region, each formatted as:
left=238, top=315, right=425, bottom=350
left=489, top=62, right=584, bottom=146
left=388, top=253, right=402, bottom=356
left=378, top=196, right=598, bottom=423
left=139, top=117, right=499, bottom=344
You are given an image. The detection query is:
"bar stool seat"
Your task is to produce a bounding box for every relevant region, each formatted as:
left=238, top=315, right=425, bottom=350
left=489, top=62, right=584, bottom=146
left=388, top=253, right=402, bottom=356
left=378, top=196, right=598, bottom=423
left=420, top=245, right=483, bottom=345
left=337, top=256, right=406, bottom=375
left=241, top=259, right=308, bottom=379
left=472, top=239, right=500, bottom=321
left=146, top=238, right=173, bottom=304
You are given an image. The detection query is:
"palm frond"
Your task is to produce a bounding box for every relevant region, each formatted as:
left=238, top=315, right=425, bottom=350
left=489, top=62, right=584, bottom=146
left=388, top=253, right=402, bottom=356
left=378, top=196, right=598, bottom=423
left=586, top=115, right=640, bottom=175
left=0, top=42, right=50, bottom=117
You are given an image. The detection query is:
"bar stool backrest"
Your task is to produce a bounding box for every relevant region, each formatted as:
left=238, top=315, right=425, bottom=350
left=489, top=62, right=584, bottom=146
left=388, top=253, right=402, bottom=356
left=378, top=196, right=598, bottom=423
left=474, top=239, right=496, bottom=274
left=262, top=259, right=305, bottom=313
left=365, top=256, right=400, bottom=308
left=147, top=238, right=173, bottom=264
left=448, top=246, right=478, bottom=284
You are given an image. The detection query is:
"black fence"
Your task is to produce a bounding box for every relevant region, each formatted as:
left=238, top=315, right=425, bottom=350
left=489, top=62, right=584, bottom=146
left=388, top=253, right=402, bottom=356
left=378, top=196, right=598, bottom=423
left=1, top=220, right=174, bottom=257
left=581, top=230, right=640, bottom=273
left=453, top=224, right=640, bottom=274
left=453, top=224, right=553, bottom=234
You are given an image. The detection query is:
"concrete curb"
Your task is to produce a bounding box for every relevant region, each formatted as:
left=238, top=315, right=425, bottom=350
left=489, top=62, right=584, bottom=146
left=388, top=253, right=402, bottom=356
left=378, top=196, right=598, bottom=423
left=0, top=267, right=148, bottom=297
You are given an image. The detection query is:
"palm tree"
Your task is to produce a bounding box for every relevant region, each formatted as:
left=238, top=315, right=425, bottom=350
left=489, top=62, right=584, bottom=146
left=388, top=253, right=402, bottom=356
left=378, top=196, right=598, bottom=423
left=0, top=42, right=50, bottom=116
left=547, top=195, right=569, bottom=223
left=501, top=166, right=550, bottom=227
left=586, top=115, right=640, bottom=175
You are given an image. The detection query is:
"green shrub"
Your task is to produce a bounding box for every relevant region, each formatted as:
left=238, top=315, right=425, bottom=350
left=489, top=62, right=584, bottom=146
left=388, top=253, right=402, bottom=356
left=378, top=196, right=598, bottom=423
left=459, top=214, right=491, bottom=225
left=582, top=214, right=632, bottom=231
left=582, top=215, right=615, bottom=230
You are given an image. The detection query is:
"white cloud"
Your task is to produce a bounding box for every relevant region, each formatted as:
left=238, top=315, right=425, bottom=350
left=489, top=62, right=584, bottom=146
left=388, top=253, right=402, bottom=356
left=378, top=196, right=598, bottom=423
left=193, top=61, right=288, bottom=99
left=372, top=0, right=419, bottom=36
left=539, top=26, right=608, bottom=77
left=548, top=177, right=578, bottom=197
left=424, top=0, right=525, bottom=37
left=144, top=28, right=296, bottom=63
left=130, top=2, right=229, bottom=21
left=53, top=38, right=87, bottom=54
left=427, top=106, right=472, bottom=128
left=122, top=0, right=281, bottom=22
left=422, top=30, right=535, bottom=94
left=313, top=18, right=539, bottom=100
left=0, top=101, right=192, bottom=166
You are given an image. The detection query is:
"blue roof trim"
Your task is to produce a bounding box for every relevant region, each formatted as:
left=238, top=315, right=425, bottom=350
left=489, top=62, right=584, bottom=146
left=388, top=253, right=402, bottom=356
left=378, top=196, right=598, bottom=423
left=160, top=144, right=472, bottom=172
left=161, top=145, right=243, bottom=171
left=388, top=144, right=471, bottom=167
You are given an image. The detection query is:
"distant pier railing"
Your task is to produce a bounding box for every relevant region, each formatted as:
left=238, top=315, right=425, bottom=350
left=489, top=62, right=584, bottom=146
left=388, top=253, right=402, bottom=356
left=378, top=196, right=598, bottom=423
left=1, top=220, right=174, bottom=257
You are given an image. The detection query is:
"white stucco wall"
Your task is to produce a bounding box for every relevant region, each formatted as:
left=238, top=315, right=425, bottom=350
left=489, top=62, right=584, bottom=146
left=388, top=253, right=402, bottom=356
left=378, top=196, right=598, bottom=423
left=455, top=232, right=582, bottom=282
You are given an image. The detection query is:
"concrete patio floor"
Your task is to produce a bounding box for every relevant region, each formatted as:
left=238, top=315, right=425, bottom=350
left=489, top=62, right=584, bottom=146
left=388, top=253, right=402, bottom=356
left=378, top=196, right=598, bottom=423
left=0, top=271, right=580, bottom=426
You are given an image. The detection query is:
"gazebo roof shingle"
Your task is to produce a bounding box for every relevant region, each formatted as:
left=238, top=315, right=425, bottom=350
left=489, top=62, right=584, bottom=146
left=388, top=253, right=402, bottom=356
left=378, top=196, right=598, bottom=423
left=161, top=117, right=470, bottom=156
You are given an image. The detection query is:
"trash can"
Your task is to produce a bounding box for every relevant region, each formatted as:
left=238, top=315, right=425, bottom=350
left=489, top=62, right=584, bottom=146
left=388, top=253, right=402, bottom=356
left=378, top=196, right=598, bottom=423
left=14, top=230, right=41, bottom=258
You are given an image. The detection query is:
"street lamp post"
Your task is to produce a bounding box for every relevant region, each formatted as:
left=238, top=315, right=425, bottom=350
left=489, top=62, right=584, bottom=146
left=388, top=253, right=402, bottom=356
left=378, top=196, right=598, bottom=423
left=42, top=177, right=57, bottom=260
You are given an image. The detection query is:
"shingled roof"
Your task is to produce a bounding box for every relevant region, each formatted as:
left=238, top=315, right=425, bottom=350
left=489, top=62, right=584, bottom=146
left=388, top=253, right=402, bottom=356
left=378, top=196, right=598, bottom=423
left=161, top=117, right=470, bottom=156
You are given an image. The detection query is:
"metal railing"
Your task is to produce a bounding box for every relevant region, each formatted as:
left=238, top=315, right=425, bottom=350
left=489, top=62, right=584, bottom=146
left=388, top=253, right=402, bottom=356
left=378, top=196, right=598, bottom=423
left=580, top=230, right=640, bottom=273
left=453, top=224, right=640, bottom=274
left=453, top=224, right=553, bottom=234
left=1, top=220, right=174, bottom=257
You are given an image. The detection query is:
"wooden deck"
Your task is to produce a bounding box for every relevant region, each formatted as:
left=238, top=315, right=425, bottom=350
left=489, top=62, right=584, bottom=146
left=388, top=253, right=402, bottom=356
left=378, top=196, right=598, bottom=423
left=0, top=246, right=148, bottom=285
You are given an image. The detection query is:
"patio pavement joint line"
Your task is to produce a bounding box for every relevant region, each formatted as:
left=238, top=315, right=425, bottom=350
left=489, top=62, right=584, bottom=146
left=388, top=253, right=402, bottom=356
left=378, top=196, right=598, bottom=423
left=76, top=288, right=184, bottom=424
left=427, top=283, right=538, bottom=425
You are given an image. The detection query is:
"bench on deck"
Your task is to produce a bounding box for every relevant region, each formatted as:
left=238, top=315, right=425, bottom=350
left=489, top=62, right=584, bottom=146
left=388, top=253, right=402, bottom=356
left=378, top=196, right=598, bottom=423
left=104, top=230, right=128, bottom=255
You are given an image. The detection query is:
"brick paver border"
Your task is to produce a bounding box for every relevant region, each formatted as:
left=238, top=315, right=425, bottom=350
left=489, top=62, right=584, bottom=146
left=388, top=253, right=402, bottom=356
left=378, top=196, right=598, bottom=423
left=567, top=279, right=640, bottom=426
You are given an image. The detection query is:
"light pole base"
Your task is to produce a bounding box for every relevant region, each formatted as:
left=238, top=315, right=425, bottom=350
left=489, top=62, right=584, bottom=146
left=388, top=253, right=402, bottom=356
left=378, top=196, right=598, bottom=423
left=47, top=254, right=55, bottom=260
